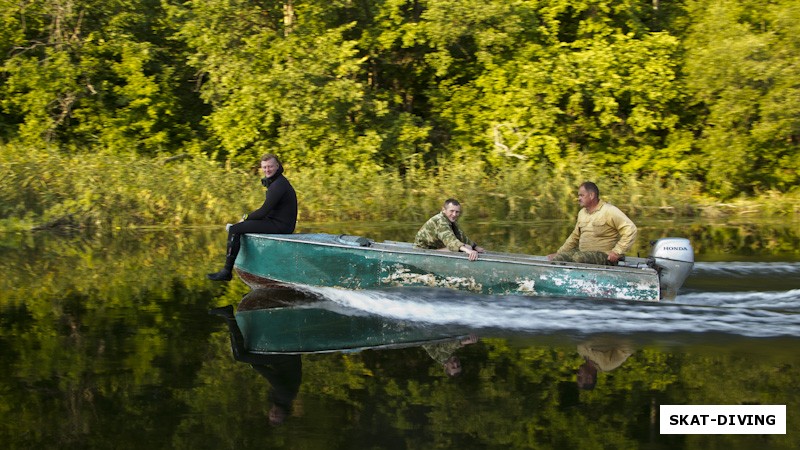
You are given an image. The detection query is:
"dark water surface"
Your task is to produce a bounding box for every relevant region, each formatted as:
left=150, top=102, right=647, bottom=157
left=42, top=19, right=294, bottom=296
left=1, top=220, right=799, bottom=449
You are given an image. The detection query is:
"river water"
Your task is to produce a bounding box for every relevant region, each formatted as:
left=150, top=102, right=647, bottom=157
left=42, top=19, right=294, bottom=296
left=1, top=220, right=799, bottom=449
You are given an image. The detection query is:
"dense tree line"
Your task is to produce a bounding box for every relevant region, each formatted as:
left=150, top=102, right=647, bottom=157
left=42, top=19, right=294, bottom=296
left=1, top=0, right=798, bottom=199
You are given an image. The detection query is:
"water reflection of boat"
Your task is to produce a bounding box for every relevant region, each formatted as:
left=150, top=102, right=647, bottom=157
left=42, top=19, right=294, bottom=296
left=210, top=288, right=480, bottom=424
left=234, top=233, right=694, bottom=302
left=214, top=288, right=473, bottom=355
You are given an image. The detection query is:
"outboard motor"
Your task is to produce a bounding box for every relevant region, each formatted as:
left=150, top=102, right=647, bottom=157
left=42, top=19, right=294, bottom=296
left=649, top=238, right=694, bottom=300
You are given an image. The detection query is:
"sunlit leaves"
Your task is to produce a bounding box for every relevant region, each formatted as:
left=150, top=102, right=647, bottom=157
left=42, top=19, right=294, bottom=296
left=0, top=0, right=199, bottom=154
left=1, top=0, right=798, bottom=202
left=683, top=0, right=800, bottom=197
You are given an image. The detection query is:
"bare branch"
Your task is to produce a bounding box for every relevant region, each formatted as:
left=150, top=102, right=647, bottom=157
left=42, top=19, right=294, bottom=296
left=493, top=124, right=530, bottom=160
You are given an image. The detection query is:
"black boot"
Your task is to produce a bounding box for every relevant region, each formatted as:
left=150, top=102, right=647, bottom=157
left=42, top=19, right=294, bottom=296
left=206, top=268, right=232, bottom=281
left=208, top=305, right=250, bottom=360
left=206, top=254, right=235, bottom=281
left=209, top=304, right=235, bottom=319
left=207, top=236, right=237, bottom=281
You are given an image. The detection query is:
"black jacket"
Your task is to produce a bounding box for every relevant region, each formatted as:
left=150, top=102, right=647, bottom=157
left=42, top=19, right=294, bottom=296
left=246, top=166, right=297, bottom=233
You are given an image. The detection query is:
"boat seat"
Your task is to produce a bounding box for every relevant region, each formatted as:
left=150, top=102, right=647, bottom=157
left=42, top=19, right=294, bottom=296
left=617, top=256, right=649, bottom=269
left=335, top=234, right=372, bottom=247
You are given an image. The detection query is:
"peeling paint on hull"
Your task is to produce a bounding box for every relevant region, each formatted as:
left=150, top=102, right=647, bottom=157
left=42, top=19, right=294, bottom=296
left=381, top=266, right=484, bottom=292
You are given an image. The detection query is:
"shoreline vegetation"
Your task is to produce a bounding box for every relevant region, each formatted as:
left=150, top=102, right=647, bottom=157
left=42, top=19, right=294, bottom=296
left=2, top=147, right=797, bottom=234
left=2, top=1, right=798, bottom=229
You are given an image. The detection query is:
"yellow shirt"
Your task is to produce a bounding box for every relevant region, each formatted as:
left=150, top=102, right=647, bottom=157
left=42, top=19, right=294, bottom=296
left=577, top=342, right=634, bottom=372
left=557, top=200, right=637, bottom=256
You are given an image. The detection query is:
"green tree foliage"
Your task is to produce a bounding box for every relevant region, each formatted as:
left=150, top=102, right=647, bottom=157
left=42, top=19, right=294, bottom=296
left=422, top=0, right=690, bottom=176
left=170, top=0, right=431, bottom=170
left=683, top=0, right=800, bottom=197
left=2, top=0, right=799, bottom=203
left=0, top=0, right=203, bottom=154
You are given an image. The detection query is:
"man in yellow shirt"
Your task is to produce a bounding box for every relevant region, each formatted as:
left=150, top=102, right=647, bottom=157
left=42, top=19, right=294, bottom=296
left=547, top=182, right=637, bottom=265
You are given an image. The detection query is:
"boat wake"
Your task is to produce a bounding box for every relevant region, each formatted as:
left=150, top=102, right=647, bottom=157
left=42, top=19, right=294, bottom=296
left=692, top=261, right=800, bottom=276
left=303, top=285, right=800, bottom=339
left=676, top=289, right=800, bottom=311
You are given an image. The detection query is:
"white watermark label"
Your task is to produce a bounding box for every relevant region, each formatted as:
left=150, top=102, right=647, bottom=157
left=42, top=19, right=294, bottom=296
left=660, top=405, right=786, bottom=434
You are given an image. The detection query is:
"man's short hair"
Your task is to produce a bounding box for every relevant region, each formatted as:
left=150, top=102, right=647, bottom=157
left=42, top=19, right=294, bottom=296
left=443, top=198, right=461, bottom=208
left=580, top=182, right=600, bottom=198
left=261, top=153, right=281, bottom=165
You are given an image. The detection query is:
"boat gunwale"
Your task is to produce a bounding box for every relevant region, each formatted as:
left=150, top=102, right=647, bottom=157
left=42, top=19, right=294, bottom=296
left=236, top=306, right=473, bottom=355
left=242, top=335, right=473, bottom=355
left=242, top=233, right=659, bottom=277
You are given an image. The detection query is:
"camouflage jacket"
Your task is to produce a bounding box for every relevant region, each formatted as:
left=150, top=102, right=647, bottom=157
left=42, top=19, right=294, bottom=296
left=422, top=340, right=464, bottom=364
left=414, top=212, right=476, bottom=252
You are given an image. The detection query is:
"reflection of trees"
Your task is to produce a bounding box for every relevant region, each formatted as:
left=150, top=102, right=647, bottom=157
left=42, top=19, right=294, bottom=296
left=680, top=222, right=800, bottom=257
left=1, top=230, right=252, bottom=306
left=0, top=230, right=247, bottom=447
left=0, top=283, right=225, bottom=447
left=175, top=337, right=799, bottom=449
left=470, top=220, right=800, bottom=257
left=4, top=312, right=799, bottom=449
left=2, top=228, right=799, bottom=448
left=173, top=335, right=277, bottom=449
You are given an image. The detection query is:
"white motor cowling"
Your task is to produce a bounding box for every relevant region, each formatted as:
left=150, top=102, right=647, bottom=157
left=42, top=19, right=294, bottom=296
left=649, top=238, right=694, bottom=300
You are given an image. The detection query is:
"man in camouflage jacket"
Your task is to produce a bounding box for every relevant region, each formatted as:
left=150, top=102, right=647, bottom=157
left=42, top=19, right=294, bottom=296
left=414, top=198, right=486, bottom=261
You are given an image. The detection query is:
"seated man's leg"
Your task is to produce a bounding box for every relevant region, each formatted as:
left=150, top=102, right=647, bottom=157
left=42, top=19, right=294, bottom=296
left=551, top=250, right=611, bottom=265
left=551, top=250, right=579, bottom=262
left=230, top=219, right=288, bottom=235
left=572, top=251, right=612, bottom=265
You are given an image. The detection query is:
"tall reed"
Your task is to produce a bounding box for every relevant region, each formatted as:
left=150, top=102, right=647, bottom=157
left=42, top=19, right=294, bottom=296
left=1, top=145, right=797, bottom=232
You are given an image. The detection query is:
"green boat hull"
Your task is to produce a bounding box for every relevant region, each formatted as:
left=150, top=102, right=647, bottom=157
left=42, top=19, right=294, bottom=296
left=233, top=288, right=468, bottom=354
left=234, top=233, right=690, bottom=302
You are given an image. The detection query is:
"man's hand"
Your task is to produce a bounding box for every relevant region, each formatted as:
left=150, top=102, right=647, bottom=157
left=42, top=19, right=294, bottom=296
left=461, top=245, right=479, bottom=261
left=607, top=251, right=621, bottom=263
left=461, top=334, right=479, bottom=345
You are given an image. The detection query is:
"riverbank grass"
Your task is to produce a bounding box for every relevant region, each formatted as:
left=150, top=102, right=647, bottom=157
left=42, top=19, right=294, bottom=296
left=1, top=146, right=797, bottom=232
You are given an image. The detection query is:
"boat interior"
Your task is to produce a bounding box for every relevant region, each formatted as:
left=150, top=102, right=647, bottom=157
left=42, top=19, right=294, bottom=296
left=372, top=238, right=655, bottom=271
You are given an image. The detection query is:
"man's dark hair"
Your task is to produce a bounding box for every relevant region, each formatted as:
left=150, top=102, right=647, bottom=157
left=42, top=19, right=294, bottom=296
left=580, top=181, right=600, bottom=198
left=443, top=198, right=461, bottom=208
left=577, top=361, right=598, bottom=390
left=261, top=153, right=282, bottom=167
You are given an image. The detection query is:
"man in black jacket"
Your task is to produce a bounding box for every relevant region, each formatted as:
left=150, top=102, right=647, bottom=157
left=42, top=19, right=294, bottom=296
left=207, top=154, right=298, bottom=281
